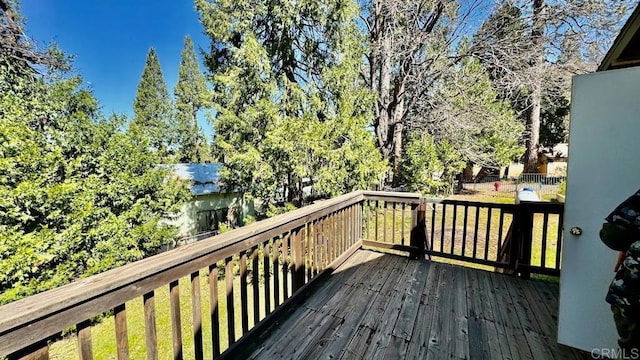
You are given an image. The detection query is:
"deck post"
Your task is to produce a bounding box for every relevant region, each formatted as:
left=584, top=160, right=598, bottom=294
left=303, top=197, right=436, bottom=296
left=516, top=202, right=534, bottom=279
left=409, top=202, right=427, bottom=260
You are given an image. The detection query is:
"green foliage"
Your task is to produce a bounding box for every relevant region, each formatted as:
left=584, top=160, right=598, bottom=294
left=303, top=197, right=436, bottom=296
left=425, top=53, right=525, bottom=169
left=558, top=180, right=566, bottom=195
left=266, top=203, right=298, bottom=218
left=197, top=0, right=386, bottom=205
left=174, top=36, right=209, bottom=163
left=131, top=48, right=176, bottom=159
left=398, top=133, right=465, bottom=195
left=0, top=49, right=189, bottom=304
left=540, top=88, right=570, bottom=147
left=398, top=133, right=442, bottom=194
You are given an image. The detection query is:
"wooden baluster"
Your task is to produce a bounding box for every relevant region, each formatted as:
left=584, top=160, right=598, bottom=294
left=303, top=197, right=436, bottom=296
left=497, top=210, right=506, bottom=260
left=350, top=205, right=355, bottom=247
left=225, top=257, right=235, bottom=346
left=358, top=201, right=364, bottom=243
left=191, top=272, right=204, bottom=360
left=240, top=251, right=249, bottom=335
left=392, top=202, right=396, bottom=244
left=143, top=291, right=157, bottom=360
left=282, top=235, right=289, bottom=300
left=430, top=203, right=436, bottom=251
left=473, top=206, right=480, bottom=259
left=318, top=219, right=324, bottom=270
left=338, top=210, right=343, bottom=257
left=343, top=208, right=347, bottom=251
left=292, top=227, right=305, bottom=291
left=272, top=239, right=280, bottom=307
left=541, top=212, right=549, bottom=269
left=366, top=200, right=370, bottom=240
left=263, top=242, right=271, bottom=315
left=461, top=205, right=469, bottom=257
left=208, top=265, right=220, bottom=358
left=305, top=224, right=312, bottom=281
left=375, top=200, right=379, bottom=242
left=77, top=320, right=93, bottom=360
left=331, top=215, right=336, bottom=262
left=451, top=204, right=457, bottom=254
left=252, top=246, right=260, bottom=326
left=383, top=201, right=388, bottom=243
left=315, top=221, right=320, bottom=275
left=169, top=281, right=182, bottom=360
left=401, top=203, right=406, bottom=245
left=307, top=224, right=314, bottom=279
left=327, top=215, right=334, bottom=264
left=440, top=203, right=446, bottom=252
left=484, top=207, right=492, bottom=260
left=114, top=304, right=129, bottom=360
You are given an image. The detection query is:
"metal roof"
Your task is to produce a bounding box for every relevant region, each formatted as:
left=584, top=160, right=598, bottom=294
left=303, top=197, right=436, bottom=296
left=170, top=163, right=223, bottom=196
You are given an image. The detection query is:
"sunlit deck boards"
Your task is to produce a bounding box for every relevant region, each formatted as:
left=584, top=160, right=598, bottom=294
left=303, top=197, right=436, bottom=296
left=245, top=250, right=588, bottom=360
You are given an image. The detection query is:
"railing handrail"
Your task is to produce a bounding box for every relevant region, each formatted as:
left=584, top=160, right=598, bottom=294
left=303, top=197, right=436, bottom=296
left=422, top=198, right=519, bottom=211
left=0, top=190, right=420, bottom=357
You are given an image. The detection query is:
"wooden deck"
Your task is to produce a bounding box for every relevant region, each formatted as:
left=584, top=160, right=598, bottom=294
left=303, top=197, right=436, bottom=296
left=244, top=250, right=588, bottom=360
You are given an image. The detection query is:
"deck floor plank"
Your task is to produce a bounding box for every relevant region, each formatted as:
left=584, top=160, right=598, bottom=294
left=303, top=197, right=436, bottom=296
left=246, top=250, right=589, bottom=360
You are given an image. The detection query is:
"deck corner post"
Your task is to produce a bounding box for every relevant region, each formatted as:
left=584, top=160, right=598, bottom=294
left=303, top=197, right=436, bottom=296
left=409, top=201, right=427, bottom=260
left=516, top=202, right=534, bottom=279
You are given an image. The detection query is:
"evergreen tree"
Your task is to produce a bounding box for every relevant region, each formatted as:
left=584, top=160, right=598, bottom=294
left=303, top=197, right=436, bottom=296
left=196, top=0, right=386, bottom=205
left=0, top=5, right=189, bottom=303
left=174, top=35, right=208, bottom=163
left=131, top=48, right=176, bottom=158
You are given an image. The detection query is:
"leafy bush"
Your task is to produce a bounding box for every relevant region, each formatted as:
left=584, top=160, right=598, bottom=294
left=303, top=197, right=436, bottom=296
left=0, top=62, right=189, bottom=304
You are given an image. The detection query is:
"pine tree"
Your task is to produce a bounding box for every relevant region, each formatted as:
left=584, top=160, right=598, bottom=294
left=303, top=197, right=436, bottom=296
left=174, top=35, right=208, bottom=163
left=131, top=48, right=175, bottom=158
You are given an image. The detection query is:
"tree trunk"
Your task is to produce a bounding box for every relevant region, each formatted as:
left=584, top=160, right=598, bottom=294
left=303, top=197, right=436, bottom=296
left=391, top=93, right=405, bottom=185
left=524, top=0, right=545, bottom=173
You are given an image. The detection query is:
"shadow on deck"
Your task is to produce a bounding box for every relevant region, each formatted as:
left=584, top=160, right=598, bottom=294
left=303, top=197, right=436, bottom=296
left=243, top=250, right=587, bottom=360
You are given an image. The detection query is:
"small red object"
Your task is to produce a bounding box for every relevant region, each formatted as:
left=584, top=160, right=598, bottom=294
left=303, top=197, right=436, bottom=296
left=494, top=181, right=500, bottom=191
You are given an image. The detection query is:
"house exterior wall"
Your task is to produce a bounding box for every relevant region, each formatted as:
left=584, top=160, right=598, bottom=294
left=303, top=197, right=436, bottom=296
left=170, top=192, right=254, bottom=237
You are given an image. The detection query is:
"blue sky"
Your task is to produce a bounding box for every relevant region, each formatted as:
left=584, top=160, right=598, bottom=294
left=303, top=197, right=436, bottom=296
left=21, top=0, right=213, bottom=136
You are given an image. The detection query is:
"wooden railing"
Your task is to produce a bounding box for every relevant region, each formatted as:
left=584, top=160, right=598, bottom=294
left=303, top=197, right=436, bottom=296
left=0, top=191, right=422, bottom=360
left=0, top=191, right=562, bottom=359
left=362, top=198, right=564, bottom=278
left=422, top=199, right=564, bottom=277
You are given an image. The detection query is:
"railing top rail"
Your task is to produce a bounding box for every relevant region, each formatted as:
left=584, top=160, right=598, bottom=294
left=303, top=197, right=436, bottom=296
left=0, top=190, right=423, bottom=355
left=422, top=198, right=518, bottom=210
left=421, top=198, right=564, bottom=214
left=361, top=190, right=422, bottom=203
